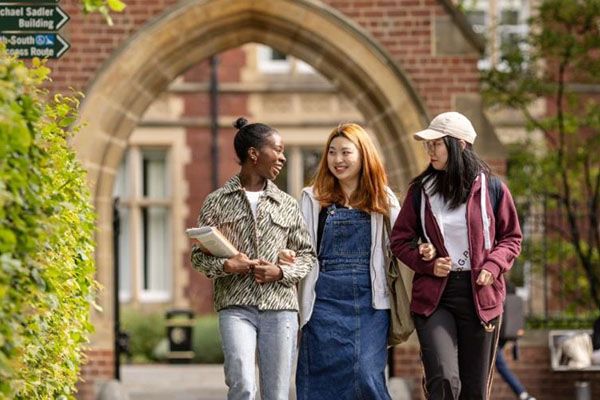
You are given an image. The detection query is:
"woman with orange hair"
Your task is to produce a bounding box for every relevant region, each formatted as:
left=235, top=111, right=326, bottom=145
left=291, top=123, right=435, bottom=399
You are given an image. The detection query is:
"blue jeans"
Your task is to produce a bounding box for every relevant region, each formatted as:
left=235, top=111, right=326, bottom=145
left=495, top=341, right=526, bottom=396
left=219, top=306, right=298, bottom=400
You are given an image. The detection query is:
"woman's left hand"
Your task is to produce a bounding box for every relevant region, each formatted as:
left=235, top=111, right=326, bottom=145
left=418, top=243, right=437, bottom=261
left=476, top=269, right=494, bottom=286
left=254, top=260, right=284, bottom=284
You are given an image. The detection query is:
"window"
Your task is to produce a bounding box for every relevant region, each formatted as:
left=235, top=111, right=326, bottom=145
left=114, top=147, right=172, bottom=303
left=274, top=146, right=323, bottom=198
left=257, top=44, right=315, bottom=74
left=258, top=45, right=291, bottom=73
left=465, top=10, right=485, bottom=34
left=463, top=0, right=529, bottom=69
left=301, top=148, right=322, bottom=186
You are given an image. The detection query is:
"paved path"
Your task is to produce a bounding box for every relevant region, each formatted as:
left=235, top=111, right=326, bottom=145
left=119, top=364, right=411, bottom=400
left=122, top=364, right=228, bottom=400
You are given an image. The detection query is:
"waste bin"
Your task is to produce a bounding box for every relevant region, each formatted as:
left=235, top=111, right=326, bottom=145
left=165, top=309, right=195, bottom=364
left=575, top=381, right=591, bottom=400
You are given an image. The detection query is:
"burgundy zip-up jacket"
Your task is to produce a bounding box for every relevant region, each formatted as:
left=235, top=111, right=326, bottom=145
left=390, top=177, right=522, bottom=324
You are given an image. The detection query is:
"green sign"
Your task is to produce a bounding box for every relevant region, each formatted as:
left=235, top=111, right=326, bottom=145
left=0, top=33, right=69, bottom=58
left=0, top=5, right=68, bottom=31
left=0, top=1, right=59, bottom=3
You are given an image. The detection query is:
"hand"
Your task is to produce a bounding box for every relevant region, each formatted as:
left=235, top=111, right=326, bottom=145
left=254, top=260, right=284, bottom=284
left=418, top=243, right=437, bottom=261
left=223, top=253, right=258, bottom=275
left=433, top=257, right=452, bottom=277
left=278, top=249, right=296, bottom=265
left=476, top=269, right=494, bottom=286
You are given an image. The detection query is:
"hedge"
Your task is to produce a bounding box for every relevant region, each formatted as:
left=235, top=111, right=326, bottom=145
left=121, top=310, right=166, bottom=363
left=0, top=45, right=97, bottom=399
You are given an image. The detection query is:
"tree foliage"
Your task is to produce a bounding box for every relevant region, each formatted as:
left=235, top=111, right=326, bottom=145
left=0, top=45, right=97, bottom=399
left=82, top=0, right=126, bottom=25
left=482, top=0, right=600, bottom=309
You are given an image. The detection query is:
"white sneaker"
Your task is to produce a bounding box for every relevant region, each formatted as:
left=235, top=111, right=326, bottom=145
left=519, top=393, right=536, bottom=400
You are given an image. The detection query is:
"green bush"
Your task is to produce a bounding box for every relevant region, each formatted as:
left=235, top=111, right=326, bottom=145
left=0, top=46, right=96, bottom=399
left=121, top=310, right=166, bottom=363
left=527, top=313, right=600, bottom=330
left=192, top=314, right=223, bottom=364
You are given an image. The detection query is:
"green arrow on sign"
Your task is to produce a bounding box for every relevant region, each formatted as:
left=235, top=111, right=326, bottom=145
left=0, top=33, right=70, bottom=59
left=0, top=5, right=69, bottom=32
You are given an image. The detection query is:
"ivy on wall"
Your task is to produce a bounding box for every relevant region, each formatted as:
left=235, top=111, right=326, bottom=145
left=0, top=45, right=97, bottom=399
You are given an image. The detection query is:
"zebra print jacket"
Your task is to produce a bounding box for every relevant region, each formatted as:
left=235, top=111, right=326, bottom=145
left=191, top=175, right=316, bottom=312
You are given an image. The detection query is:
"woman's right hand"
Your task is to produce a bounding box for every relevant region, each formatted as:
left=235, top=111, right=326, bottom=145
left=433, top=257, right=452, bottom=277
left=223, top=253, right=259, bottom=275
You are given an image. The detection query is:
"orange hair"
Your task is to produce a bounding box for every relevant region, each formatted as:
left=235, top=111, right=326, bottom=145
left=312, top=123, right=390, bottom=215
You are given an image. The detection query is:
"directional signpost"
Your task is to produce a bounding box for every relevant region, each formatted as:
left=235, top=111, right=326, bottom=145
left=0, top=5, right=69, bottom=31
left=0, top=1, right=70, bottom=59
left=0, top=33, right=69, bottom=58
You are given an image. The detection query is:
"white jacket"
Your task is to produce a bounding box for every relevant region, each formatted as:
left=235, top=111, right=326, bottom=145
left=298, top=186, right=401, bottom=328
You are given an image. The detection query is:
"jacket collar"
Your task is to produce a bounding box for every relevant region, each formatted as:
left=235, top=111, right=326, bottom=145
left=222, top=174, right=282, bottom=204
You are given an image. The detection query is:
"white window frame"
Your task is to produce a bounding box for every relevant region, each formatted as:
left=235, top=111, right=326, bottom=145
left=114, top=128, right=189, bottom=305
left=463, top=0, right=530, bottom=70
left=257, top=44, right=315, bottom=74
left=257, top=45, right=291, bottom=73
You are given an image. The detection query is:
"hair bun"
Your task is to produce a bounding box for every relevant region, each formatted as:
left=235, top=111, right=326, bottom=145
left=233, top=117, right=248, bottom=130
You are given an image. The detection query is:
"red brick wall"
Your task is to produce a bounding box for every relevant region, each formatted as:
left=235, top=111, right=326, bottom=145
left=77, top=349, right=114, bottom=400
left=323, top=0, right=481, bottom=116
left=393, top=344, right=600, bottom=400
left=49, top=1, right=177, bottom=92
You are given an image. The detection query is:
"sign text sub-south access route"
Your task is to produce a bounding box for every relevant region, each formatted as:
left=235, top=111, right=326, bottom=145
left=0, top=33, right=69, bottom=58
left=0, top=5, right=69, bottom=31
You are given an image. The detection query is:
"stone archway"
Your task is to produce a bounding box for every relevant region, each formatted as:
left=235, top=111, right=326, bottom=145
left=74, top=0, right=430, bottom=349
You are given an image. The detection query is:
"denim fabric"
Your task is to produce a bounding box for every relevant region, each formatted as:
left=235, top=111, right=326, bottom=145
left=297, top=205, right=391, bottom=400
left=219, top=306, right=298, bottom=400
left=495, top=341, right=526, bottom=395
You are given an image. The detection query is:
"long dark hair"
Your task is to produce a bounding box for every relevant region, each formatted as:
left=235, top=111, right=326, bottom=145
left=412, top=136, right=492, bottom=209
left=232, top=117, right=277, bottom=164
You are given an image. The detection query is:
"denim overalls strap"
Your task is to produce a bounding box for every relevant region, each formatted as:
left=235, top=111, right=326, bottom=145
left=318, top=205, right=371, bottom=270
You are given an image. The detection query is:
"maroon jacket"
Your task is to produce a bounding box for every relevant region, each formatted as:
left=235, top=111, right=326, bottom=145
left=390, top=177, right=522, bottom=323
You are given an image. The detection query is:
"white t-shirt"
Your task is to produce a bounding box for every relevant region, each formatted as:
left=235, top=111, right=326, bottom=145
left=429, top=193, right=471, bottom=271
left=244, top=190, right=263, bottom=219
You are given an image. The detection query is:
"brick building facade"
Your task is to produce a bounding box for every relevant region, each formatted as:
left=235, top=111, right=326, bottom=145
left=36, top=0, right=597, bottom=398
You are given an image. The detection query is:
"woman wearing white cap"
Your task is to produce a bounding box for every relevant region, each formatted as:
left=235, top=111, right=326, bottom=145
left=390, top=112, right=522, bottom=399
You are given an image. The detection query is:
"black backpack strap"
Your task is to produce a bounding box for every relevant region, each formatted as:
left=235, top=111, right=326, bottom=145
left=488, top=175, right=504, bottom=217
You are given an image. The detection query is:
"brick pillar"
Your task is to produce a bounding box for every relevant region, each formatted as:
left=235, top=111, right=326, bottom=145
left=76, top=349, right=114, bottom=400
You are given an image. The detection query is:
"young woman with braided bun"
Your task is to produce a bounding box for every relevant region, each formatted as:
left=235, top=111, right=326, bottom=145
left=191, top=117, right=316, bottom=400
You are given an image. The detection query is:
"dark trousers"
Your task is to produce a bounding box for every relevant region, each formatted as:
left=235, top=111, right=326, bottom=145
left=414, top=271, right=499, bottom=400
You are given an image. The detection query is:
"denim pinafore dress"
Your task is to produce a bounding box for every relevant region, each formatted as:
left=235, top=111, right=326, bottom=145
left=296, top=205, right=391, bottom=400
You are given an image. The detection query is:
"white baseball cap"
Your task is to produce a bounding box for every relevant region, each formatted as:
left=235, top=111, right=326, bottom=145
left=413, top=111, right=477, bottom=144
